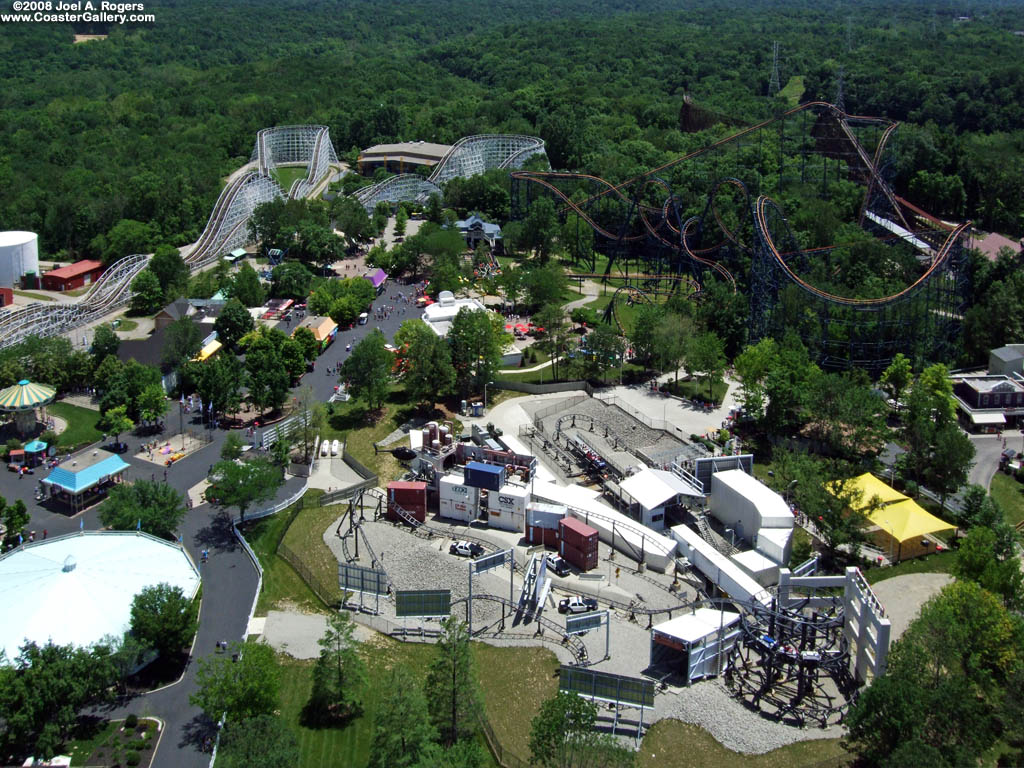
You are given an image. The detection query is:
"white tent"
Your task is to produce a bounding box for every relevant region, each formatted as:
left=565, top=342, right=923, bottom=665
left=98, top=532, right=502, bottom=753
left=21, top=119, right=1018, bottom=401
left=0, top=532, right=200, bottom=660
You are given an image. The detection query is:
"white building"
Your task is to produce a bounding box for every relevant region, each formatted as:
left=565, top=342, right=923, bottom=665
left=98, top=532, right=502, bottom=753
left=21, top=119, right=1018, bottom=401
left=615, top=467, right=703, bottom=530
left=0, top=531, right=200, bottom=659
left=422, top=291, right=521, bottom=366
left=709, top=469, right=794, bottom=564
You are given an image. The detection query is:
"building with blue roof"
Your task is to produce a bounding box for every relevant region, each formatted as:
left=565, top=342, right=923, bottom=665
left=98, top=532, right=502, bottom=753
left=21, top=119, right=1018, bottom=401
left=42, top=448, right=130, bottom=513
left=454, top=215, right=502, bottom=250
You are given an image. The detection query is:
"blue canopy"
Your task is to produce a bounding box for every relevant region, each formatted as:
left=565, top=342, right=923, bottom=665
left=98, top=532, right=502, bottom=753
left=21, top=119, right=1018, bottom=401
left=43, top=454, right=130, bottom=493
left=24, top=440, right=47, bottom=453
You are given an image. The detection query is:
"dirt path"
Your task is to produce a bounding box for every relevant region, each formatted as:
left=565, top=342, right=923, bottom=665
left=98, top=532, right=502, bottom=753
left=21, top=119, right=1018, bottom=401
left=870, top=572, right=953, bottom=640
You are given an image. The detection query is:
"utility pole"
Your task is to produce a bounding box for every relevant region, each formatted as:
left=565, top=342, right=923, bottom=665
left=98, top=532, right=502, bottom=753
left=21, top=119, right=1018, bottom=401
left=834, top=66, right=846, bottom=114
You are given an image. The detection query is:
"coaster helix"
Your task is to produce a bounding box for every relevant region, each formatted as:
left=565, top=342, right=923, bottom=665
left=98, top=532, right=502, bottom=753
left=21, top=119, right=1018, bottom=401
left=512, top=101, right=970, bottom=372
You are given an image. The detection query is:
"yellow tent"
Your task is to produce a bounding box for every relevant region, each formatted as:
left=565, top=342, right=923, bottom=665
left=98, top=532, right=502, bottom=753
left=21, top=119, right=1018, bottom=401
left=193, top=339, right=222, bottom=362
left=867, top=499, right=955, bottom=543
left=834, top=472, right=908, bottom=511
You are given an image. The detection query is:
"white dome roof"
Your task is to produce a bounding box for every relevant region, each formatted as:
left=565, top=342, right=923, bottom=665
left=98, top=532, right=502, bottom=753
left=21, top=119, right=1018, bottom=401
left=0, top=532, right=200, bottom=660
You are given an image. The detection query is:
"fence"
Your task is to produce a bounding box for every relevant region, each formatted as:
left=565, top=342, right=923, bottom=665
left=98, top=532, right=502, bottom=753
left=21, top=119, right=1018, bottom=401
left=341, top=445, right=377, bottom=480
left=479, top=716, right=530, bottom=768
left=278, top=541, right=342, bottom=608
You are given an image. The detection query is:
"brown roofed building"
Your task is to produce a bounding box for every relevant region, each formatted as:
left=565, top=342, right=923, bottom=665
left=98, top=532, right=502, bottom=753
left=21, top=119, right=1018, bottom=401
left=358, top=141, right=452, bottom=175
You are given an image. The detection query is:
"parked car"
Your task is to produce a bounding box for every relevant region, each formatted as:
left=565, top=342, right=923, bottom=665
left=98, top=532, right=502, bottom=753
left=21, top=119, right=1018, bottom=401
left=320, top=440, right=329, bottom=457
left=331, top=439, right=340, bottom=456
left=449, top=540, right=484, bottom=558
left=558, top=596, right=598, bottom=614
left=545, top=554, right=571, bottom=577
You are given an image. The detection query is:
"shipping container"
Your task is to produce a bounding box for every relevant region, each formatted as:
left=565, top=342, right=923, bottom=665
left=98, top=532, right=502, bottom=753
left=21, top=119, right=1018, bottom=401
left=560, top=541, right=598, bottom=572
left=527, top=525, right=560, bottom=547
left=387, top=481, right=427, bottom=523
left=486, top=483, right=528, bottom=532
left=439, top=496, right=477, bottom=523
left=559, top=517, right=598, bottom=553
left=527, top=502, right=566, bottom=530
left=463, top=461, right=506, bottom=491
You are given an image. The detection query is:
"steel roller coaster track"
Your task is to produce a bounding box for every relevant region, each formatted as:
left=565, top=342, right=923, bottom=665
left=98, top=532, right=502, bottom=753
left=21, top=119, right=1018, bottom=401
left=0, top=128, right=546, bottom=350
left=512, top=101, right=970, bottom=372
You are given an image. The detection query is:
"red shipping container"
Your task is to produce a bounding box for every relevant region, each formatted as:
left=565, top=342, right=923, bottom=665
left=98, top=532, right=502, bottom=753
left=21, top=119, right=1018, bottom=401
left=560, top=541, right=598, bottom=572
left=387, top=502, right=425, bottom=523
left=558, top=517, right=598, bottom=552
left=527, top=525, right=559, bottom=547
left=386, top=481, right=427, bottom=524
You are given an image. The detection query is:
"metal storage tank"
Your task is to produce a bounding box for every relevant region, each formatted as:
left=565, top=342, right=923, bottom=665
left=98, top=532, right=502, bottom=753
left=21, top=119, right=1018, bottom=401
left=0, top=231, right=39, bottom=288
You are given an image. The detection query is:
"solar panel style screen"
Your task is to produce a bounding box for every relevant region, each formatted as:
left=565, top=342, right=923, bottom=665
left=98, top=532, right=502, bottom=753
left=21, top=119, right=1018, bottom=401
left=338, top=562, right=388, bottom=596
left=559, top=665, right=655, bottom=709
left=395, top=589, right=451, bottom=618
left=566, top=611, right=606, bottom=635
left=472, top=549, right=510, bottom=575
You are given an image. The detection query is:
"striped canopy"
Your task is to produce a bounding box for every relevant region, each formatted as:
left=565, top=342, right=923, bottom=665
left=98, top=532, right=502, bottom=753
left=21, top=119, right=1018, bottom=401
left=0, top=379, right=56, bottom=411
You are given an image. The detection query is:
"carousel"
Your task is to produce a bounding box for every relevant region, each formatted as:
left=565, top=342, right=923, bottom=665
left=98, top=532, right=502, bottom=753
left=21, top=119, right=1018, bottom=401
left=0, top=379, right=56, bottom=436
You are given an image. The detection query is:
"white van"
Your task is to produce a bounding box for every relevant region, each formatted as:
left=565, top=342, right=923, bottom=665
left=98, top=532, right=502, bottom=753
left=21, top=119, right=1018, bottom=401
left=358, top=312, right=369, bottom=325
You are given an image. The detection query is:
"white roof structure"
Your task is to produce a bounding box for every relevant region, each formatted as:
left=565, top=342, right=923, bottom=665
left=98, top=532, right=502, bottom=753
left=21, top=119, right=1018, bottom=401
left=619, top=468, right=702, bottom=510
left=653, top=608, right=741, bottom=645
left=0, top=532, right=200, bottom=660
left=712, top=469, right=793, bottom=528
left=421, top=291, right=490, bottom=337
left=670, top=524, right=772, bottom=606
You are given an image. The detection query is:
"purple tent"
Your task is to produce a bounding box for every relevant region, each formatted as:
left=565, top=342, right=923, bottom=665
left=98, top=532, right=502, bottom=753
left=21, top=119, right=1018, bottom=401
left=365, top=268, right=388, bottom=291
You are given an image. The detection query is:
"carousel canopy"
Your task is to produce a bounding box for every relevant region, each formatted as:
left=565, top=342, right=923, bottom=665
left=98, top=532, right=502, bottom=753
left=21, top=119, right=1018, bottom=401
left=24, top=440, right=47, bottom=453
left=0, top=380, right=56, bottom=412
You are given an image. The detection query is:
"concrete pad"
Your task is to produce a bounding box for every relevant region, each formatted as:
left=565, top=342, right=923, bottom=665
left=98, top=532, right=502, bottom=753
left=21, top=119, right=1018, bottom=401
left=246, top=616, right=266, bottom=636
left=871, top=572, right=953, bottom=640
left=260, top=609, right=376, bottom=659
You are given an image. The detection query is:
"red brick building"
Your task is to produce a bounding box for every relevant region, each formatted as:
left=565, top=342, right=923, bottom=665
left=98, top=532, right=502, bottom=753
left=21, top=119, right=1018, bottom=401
left=41, top=260, right=104, bottom=291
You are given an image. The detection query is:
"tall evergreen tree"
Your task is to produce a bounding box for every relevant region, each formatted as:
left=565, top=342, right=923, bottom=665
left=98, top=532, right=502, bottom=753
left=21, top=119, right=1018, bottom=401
left=424, top=616, right=481, bottom=746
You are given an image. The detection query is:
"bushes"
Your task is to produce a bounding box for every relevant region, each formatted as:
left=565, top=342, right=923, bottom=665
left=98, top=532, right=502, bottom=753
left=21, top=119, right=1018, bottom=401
left=124, top=714, right=138, bottom=729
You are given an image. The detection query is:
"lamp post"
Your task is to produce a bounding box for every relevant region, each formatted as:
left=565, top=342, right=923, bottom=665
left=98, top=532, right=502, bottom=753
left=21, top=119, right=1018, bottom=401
left=179, top=402, right=185, bottom=451
left=484, top=381, right=492, bottom=410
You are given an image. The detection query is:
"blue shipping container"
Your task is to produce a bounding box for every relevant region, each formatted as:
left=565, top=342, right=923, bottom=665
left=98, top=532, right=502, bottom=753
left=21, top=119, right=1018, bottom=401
left=463, top=461, right=505, bottom=491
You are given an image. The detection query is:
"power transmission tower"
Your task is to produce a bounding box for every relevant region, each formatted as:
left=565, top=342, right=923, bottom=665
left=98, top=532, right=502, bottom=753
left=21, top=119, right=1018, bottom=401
left=768, top=41, right=781, bottom=97
left=835, top=66, right=846, bottom=113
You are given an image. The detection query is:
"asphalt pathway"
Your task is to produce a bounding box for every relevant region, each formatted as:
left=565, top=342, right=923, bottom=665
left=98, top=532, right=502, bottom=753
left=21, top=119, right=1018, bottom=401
left=1, top=281, right=421, bottom=765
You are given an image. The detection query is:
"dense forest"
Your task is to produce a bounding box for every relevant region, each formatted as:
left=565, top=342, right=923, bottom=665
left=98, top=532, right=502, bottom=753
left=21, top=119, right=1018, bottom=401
left=2, top=0, right=1024, bottom=262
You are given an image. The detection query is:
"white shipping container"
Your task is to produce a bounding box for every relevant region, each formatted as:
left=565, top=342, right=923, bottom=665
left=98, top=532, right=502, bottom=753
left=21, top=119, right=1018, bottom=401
left=487, top=484, right=529, bottom=532
left=439, top=496, right=477, bottom=523
left=755, top=527, right=793, bottom=566
left=526, top=502, right=566, bottom=530
left=440, top=474, right=480, bottom=505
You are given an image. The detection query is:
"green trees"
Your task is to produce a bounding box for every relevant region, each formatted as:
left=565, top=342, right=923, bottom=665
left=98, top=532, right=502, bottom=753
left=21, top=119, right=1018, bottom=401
left=149, top=245, right=190, bottom=303
left=582, top=324, right=625, bottom=383
left=100, top=479, right=186, bottom=539
left=129, top=269, right=164, bottom=315
left=448, top=308, right=506, bottom=397
left=221, top=432, right=245, bottom=461
left=98, top=404, right=134, bottom=447
left=520, top=196, right=558, bottom=263
left=196, top=353, right=245, bottom=419
left=90, top=323, right=120, bottom=362
left=191, top=640, right=280, bottom=723
left=137, top=384, right=168, bottom=428
left=879, top=352, right=912, bottom=409
left=534, top=303, right=570, bottom=380
left=0, top=496, right=29, bottom=549
left=425, top=616, right=481, bottom=746
left=846, top=581, right=1024, bottom=768
left=209, top=457, right=282, bottom=521
left=952, top=527, right=1024, bottom=610
left=270, top=261, right=314, bottom=301
left=528, top=692, right=636, bottom=768
left=401, top=322, right=456, bottom=408
left=522, top=263, right=568, bottom=310
left=229, top=262, right=267, bottom=308
left=214, top=298, right=255, bottom=350
left=245, top=338, right=290, bottom=416
left=162, top=316, right=203, bottom=372
left=218, top=715, right=299, bottom=768
left=686, top=331, right=726, bottom=402
left=306, top=612, right=368, bottom=724
left=0, top=641, right=116, bottom=760
left=341, top=329, right=392, bottom=410
left=129, top=582, right=197, bottom=659
left=369, top=666, right=438, bottom=768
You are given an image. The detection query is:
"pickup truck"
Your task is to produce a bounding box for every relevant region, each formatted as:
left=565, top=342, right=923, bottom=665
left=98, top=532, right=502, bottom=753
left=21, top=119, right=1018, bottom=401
left=558, top=596, right=598, bottom=614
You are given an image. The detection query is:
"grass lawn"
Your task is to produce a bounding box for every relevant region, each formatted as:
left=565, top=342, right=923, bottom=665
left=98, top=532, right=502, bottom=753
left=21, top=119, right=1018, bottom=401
left=280, top=496, right=348, bottom=607
left=115, top=316, right=138, bottom=332
left=242, top=493, right=325, bottom=614
left=639, top=720, right=850, bottom=768
left=277, top=640, right=498, bottom=768
left=273, top=165, right=309, bottom=191
left=989, top=472, right=1024, bottom=527
left=862, top=550, right=956, bottom=585
left=779, top=75, right=806, bottom=107
left=665, top=377, right=730, bottom=405
left=13, top=289, right=56, bottom=301
left=48, top=401, right=103, bottom=449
